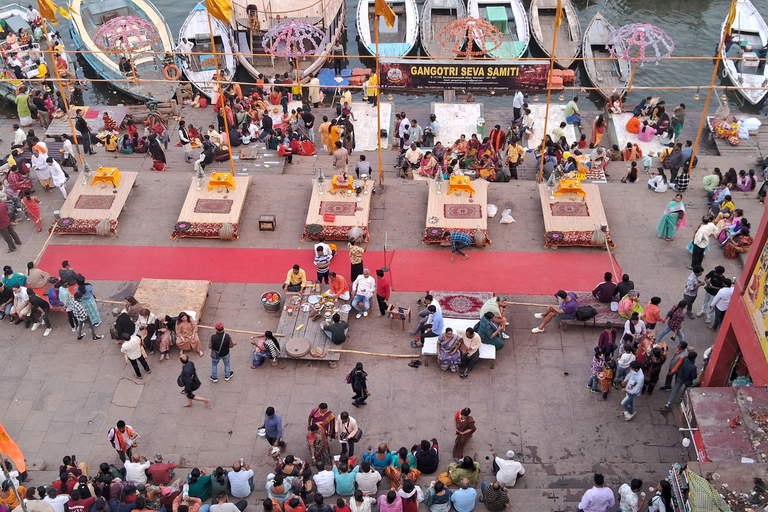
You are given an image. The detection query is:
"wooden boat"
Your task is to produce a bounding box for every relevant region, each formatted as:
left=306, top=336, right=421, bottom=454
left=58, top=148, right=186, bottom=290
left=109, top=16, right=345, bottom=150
left=230, top=0, right=346, bottom=82
left=69, top=0, right=177, bottom=102
left=420, top=0, right=466, bottom=58
left=467, top=0, right=528, bottom=59
left=178, top=3, right=237, bottom=98
left=356, top=0, right=419, bottom=57
left=529, top=0, right=581, bottom=68
left=720, top=0, right=768, bottom=105
left=582, top=12, right=630, bottom=101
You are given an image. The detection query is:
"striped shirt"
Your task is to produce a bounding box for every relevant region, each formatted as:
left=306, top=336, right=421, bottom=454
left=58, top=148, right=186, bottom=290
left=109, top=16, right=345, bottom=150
left=314, top=253, right=332, bottom=274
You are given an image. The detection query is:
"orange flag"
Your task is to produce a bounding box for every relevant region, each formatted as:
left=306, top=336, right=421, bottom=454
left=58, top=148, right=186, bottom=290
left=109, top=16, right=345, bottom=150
left=206, top=0, right=232, bottom=25
left=724, top=0, right=737, bottom=35
left=0, top=422, right=26, bottom=473
left=37, top=0, right=58, bottom=25
left=375, top=0, right=396, bottom=29
left=554, top=0, right=563, bottom=31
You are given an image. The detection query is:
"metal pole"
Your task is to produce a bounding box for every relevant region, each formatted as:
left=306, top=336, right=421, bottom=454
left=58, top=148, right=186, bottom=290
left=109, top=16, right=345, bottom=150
left=538, top=0, right=561, bottom=182
left=206, top=10, right=236, bottom=176
left=376, top=14, right=383, bottom=187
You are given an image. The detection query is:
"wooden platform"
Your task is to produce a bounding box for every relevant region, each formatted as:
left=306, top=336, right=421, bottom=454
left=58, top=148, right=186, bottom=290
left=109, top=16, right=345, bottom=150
left=707, top=115, right=767, bottom=161
left=352, top=101, right=393, bottom=151
left=133, top=278, right=211, bottom=321
left=274, top=290, right=350, bottom=367
left=608, top=112, right=666, bottom=159
left=51, top=170, right=137, bottom=236
left=45, top=105, right=130, bottom=138
left=529, top=103, right=579, bottom=147
left=538, top=182, right=614, bottom=249
left=431, top=103, right=484, bottom=146
left=171, top=176, right=252, bottom=240
left=303, top=178, right=372, bottom=241
left=423, top=178, right=491, bottom=244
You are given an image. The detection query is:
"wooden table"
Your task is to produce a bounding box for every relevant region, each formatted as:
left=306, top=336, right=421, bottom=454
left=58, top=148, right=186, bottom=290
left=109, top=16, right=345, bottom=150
left=91, top=167, right=121, bottom=187
left=275, top=290, right=350, bottom=368
left=423, top=178, right=491, bottom=244
left=303, top=179, right=372, bottom=241
left=538, top=183, right=614, bottom=249
left=172, top=176, right=251, bottom=240
left=133, top=278, right=211, bottom=321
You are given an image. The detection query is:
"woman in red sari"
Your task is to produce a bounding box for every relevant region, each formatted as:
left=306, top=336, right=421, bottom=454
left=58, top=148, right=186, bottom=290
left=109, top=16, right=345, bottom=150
left=21, top=190, right=42, bottom=232
left=591, top=115, right=605, bottom=146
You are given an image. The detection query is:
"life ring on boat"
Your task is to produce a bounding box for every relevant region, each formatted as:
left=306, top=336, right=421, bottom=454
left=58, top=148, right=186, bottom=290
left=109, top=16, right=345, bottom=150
left=59, top=70, right=75, bottom=87
left=722, top=66, right=728, bottom=79
left=164, top=64, right=181, bottom=81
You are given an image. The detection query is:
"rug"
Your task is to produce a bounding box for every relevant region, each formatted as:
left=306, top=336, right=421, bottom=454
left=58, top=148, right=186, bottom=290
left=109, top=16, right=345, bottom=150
left=550, top=202, right=589, bottom=217
left=74, top=195, right=115, bottom=210
left=444, top=204, right=482, bottom=219
left=195, top=199, right=233, bottom=214
left=428, top=291, right=494, bottom=320
left=319, top=201, right=356, bottom=216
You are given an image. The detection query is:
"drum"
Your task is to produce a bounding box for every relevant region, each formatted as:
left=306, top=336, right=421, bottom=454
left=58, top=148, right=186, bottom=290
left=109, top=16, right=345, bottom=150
left=286, top=337, right=310, bottom=358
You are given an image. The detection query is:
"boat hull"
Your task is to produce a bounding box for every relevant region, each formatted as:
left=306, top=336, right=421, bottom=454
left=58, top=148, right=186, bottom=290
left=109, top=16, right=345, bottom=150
left=720, top=0, right=768, bottom=105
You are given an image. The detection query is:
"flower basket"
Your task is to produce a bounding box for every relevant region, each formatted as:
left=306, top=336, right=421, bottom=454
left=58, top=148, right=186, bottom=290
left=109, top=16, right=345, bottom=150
left=546, top=231, right=564, bottom=243
left=306, top=223, right=323, bottom=235
left=175, top=221, right=192, bottom=232
left=428, top=227, right=444, bottom=238
left=58, top=217, right=75, bottom=228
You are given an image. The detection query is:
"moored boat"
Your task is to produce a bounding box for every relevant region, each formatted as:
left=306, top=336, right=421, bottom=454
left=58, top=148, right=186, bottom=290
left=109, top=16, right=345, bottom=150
left=582, top=12, right=630, bottom=101
left=467, top=0, right=528, bottom=59
left=420, top=0, right=466, bottom=59
left=529, top=0, right=581, bottom=68
left=356, top=0, right=419, bottom=57
left=720, top=0, right=768, bottom=105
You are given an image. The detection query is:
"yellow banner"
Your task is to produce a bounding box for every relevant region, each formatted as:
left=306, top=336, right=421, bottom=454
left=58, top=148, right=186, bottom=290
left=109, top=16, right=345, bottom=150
left=375, top=0, right=396, bottom=29
left=206, top=0, right=232, bottom=25
left=37, top=0, right=58, bottom=25
left=744, top=239, right=768, bottom=362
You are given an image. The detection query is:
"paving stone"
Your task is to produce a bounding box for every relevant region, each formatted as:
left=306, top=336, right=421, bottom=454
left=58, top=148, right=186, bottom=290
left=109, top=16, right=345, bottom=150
left=112, top=379, right=144, bottom=408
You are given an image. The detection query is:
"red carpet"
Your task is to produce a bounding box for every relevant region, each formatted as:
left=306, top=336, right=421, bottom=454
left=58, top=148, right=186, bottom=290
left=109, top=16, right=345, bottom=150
left=40, top=245, right=620, bottom=295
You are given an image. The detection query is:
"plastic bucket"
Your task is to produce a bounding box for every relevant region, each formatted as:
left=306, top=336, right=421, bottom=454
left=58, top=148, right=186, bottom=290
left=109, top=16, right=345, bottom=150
left=261, top=291, right=283, bottom=313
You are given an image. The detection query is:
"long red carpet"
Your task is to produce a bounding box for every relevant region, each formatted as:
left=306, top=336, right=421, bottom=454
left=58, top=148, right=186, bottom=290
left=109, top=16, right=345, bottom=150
left=40, top=245, right=620, bottom=295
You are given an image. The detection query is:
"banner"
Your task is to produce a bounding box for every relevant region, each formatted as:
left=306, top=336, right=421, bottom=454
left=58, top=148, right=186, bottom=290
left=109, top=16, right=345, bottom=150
left=744, top=239, right=768, bottom=363
left=380, top=59, right=551, bottom=90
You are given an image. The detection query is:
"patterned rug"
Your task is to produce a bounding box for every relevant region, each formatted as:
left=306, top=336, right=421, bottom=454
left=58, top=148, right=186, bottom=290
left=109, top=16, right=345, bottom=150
left=550, top=202, right=589, bottom=217
left=320, top=201, right=356, bottom=216
left=195, top=199, right=233, bottom=214
left=74, top=195, right=115, bottom=210
left=429, top=290, right=494, bottom=319
left=444, top=204, right=482, bottom=219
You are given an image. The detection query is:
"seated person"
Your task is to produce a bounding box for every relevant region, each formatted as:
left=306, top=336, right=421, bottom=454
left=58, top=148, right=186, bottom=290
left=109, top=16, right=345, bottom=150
left=633, top=96, right=652, bottom=117
left=451, top=135, right=469, bottom=159
left=479, top=297, right=510, bottom=339
left=446, top=456, right=480, bottom=487
left=410, top=440, right=439, bottom=474
left=637, top=122, right=656, bottom=142
left=531, top=290, right=577, bottom=333
left=118, top=57, right=133, bottom=75
left=327, top=272, right=350, bottom=301
left=362, top=445, right=393, bottom=474
left=402, top=144, right=423, bottom=176
left=622, top=142, right=642, bottom=162
left=608, top=90, right=623, bottom=114
left=133, top=136, right=148, bottom=153
left=119, top=134, right=133, bottom=154
left=476, top=154, right=501, bottom=181
left=321, top=313, right=348, bottom=345
left=432, top=142, right=446, bottom=163
left=651, top=113, right=670, bottom=134
left=104, top=134, right=118, bottom=152
left=617, top=290, right=643, bottom=319
left=412, top=304, right=442, bottom=348
left=476, top=311, right=504, bottom=350
left=282, top=264, right=307, bottom=292
left=723, top=228, right=753, bottom=259
left=592, top=272, right=617, bottom=303
left=419, top=151, right=439, bottom=178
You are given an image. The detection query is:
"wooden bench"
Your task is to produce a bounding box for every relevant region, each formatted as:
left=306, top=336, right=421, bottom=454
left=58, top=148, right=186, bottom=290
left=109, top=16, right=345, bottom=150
left=421, top=318, right=496, bottom=369
left=558, top=292, right=622, bottom=328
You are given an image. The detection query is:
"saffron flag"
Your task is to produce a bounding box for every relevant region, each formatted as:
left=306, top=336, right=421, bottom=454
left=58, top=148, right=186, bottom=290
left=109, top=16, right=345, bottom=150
left=375, top=0, right=396, bottom=29
left=0, top=422, right=26, bottom=473
left=206, top=0, right=232, bottom=25
left=724, top=0, right=737, bottom=35
left=37, top=0, right=58, bottom=25
left=554, top=0, right=562, bottom=31
left=59, top=5, right=71, bottom=20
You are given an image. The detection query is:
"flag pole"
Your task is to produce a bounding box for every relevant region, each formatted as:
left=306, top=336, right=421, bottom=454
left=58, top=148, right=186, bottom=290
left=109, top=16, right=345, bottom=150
left=376, top=14, right=383, bottom=188
left=538, top=0, right=561, bottom=182
left=206, top=9, right=236, bottom=176
left=687, top=0, right=736, bottom=175
left=0, top=446, right=27, bottom=512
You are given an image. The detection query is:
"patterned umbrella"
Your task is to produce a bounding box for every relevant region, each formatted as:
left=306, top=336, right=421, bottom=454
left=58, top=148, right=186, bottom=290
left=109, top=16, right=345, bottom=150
left=262, top=20, right=326, bottom=57
left=605, top=23, right=674, bottom=64
left=93, top=16, right=160, bottom=51
left=437, top=17, right=503, bottom=58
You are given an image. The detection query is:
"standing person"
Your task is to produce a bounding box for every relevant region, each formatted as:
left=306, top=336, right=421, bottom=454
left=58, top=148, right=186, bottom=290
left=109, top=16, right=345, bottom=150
left=375, top=269, right=390, bottom=317
left=331, top=41, right=345, bottom=76
left=578, top=474, right=614, bottom=512
left=314, top=247, right=332, bottom=285
left=179, top=120, right=192, bottom=163
left=107, top=420, right=138, bottom=463
left=656, top=194, right=686, bottom=241
left=664, top=352, right=698, bottom=408
left=452, top=408, right=476, bottom=461
left=698, top=266, right=725, bottom=323
left=209, top=322, right=236, bottom=383
left=74, top=109, right=96, bottom=155
left=648, top=481, right=672, bottom=512
left=335, top=412, right=359, bottom=456
left=75, top=276, right=102, bottom=326
left=22, top=191, right=42, bottom=232
left=120, top=333, right=151, bottom=379
left=447, top=230, right=473, bottom=262
left=617, top=479, right=645, bottom=512
left=690, top=216, right=717, bottom=269
left=709, top=278, right=733, bottom=331
left=262, top=406, right=286, bottom=449
left=333, top=142, right=350, bottom=177
left=488, top=125, right=506, bottom=162
left=0, top=200, right=22, bottom=253
left=300, top=108, right=315, bottom=143
left=71, top=292, right=103, bottom=341
left=350, top=362, right=368, bottom=408
left=587, top=347, right=605, bottom=393
left=511, top=91, right=524, bottom=122
left=179, top=354, right=210, bottom=408
left=351, top=269, right=376, bottom=319
left=681, top=266, right=704, bottom=320
left=621, top=361, right=644, bottom=421
left=641, top=347, right=667, bottom=395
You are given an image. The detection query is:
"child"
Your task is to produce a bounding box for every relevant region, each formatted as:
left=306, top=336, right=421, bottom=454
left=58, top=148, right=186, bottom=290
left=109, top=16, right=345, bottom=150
left=587, top=347, right=605, bottom=393
left=577, top=134, right=588, bottom=150
left=335, top=498, right=351, bottom=512
left=614, top=344, right=636, bottom=387
left=600, top=352, right=615, bottom=400
left=597, top=322, right=617, bottom=357
left=643, top=151, right=654, bottom=174
left=643, top=297, right=663, bottom=330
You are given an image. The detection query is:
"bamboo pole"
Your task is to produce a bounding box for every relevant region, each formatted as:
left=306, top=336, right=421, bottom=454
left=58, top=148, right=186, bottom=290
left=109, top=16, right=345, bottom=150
left=327, top=349, right=414, bottom=358
left=538, top=0, right=562, bottom=183
left=198, top=325, right=285, bottom=337
left=206, top=10, right=236, bottom=176
left=375, top=13, right=383, bottom=188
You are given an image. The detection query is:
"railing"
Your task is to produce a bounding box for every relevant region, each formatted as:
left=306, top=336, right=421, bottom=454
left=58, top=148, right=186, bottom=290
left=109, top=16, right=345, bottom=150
left=232, top=0, right=344, bottom=29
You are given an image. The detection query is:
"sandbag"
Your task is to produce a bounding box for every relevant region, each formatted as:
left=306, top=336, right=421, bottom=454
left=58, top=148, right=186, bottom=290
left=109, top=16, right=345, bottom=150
left=487, top=204, right=498, bottom=218
left=500, top=208, right=515, bottom=224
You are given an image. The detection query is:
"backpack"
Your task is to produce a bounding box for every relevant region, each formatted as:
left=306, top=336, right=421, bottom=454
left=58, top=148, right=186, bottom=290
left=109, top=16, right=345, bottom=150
left=575, top=305, right=598, bottom=322
left=345, top=369, right=354, bottom=384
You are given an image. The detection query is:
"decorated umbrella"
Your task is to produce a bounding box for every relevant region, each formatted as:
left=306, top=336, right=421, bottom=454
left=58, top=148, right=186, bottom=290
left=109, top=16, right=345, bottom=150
left=262, top=20, right=326, bottom=88
left=94, top=16, right=160, bottom=85
left=605, top=23, right=674, bottom=92
left=437, top=17, right=503, bottom=58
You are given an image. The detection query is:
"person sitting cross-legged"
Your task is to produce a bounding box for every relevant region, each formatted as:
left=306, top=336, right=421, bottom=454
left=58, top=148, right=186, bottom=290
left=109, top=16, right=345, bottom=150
left=531, top=290, right=578, bottom=334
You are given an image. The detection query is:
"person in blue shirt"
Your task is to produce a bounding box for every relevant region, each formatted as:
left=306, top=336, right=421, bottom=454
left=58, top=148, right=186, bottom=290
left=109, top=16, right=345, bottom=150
left=448, top=231, right=473, bottom=262
left=262, top=407, right=285, bottom=449
left=412, top=304, right=443, bottom=348
left=332, top=463, right=359, bottom=496
left=450, top=478, right=477, bottom=512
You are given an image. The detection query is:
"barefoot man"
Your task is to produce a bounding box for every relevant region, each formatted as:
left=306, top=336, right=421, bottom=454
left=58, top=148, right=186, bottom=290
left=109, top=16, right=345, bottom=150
left=447, top=230, right=472, bottom=262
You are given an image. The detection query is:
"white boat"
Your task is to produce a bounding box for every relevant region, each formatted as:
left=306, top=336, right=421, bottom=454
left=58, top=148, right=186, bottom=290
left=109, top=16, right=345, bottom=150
left=529, top=0, right=581, bottom=68
left=467, top=0, right=528, bottom=59
left=420, top=0, right=466, bottom=58
left=720, top=0, right=768, bottom=105
left=582, top=12, right=630, bottom=101
left=356, top=0, right=419, bottom=57
left=178, top=3, right=237, bottom=98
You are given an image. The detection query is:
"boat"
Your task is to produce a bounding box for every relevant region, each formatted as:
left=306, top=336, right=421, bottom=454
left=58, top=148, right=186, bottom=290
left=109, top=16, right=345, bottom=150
left=720, top=0, right=768, bottom=105
left=420, top=0, right=465, bottom=58
left=529, top=0, right=581, bottom=68
left=230, top=0, right=346, bottom=82
left=356, top=0, right=419, bottom=57
left=467, top=0, right=528, bottom=59
left=582, top=12, right=630, bottom=101
left=69, top=0, right=177, bottom=102
left=178, top=3, right=237, bottom=98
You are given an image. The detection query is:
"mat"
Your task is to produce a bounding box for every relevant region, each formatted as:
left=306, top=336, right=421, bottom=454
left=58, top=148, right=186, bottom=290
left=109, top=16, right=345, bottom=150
left=428, top=291, right=493, bottom=319
left=444, top=204, right=482, bottom=219
left=550, top=202, right=590, bottom=217
left=319, top=201, right=356, bottom=216
left=194, top=199, right=233, bottom=214
left=74, top=195, right=115, bottom=210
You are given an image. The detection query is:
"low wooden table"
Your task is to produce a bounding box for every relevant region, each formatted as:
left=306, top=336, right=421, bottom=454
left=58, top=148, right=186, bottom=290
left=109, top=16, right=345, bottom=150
left=275, top=290, right=350, bottom=368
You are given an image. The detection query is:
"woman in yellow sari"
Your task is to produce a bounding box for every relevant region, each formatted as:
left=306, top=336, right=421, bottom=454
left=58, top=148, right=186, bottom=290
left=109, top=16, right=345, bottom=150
left=328, top=120, right=341, bottom=155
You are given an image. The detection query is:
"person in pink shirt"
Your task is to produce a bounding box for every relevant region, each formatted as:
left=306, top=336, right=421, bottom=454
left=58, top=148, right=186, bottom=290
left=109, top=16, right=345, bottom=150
left=375, top=270, right=390, bottom=317
left=377, top=491, right=402, bottom=512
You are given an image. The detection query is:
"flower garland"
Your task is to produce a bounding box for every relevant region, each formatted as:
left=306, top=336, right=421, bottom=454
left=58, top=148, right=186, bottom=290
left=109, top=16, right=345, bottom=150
left=262, top=20, right=326, bottom=58
left=437, top=17, right=503, bottom=57
left=606, top=23, right=674, bottom=64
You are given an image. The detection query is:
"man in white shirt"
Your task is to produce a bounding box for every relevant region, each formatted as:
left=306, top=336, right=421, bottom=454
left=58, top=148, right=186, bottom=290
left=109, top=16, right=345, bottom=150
left=512, top=91, right=525, bottom=122
left=690, top=215, right=718, bottom=270
left=175, top=38, right=195, bottom=64
left=399, top=113, right=410, bottom=140
left=314, top=236, right=332, bottom=258
left=124, top=454, right=150, bottom=486
left=227, top=461, right=254, bottom=499
left=10, top=284, right=31, bottom=327
left=710, top=278, right=734, bottom=331
left=351, top=269, right=376, bottom=319
left=616, top=479, right=645, bottom=512
left=12, top=124, right=25, bottom=148
left=493, top=451, right=525, bottom=488
left=354, top=461, right=381, bottom=495
left=44, top=488, right=70, bottom=512
left=313, top=462, right=335, bottom=498
left=210, top=491, right=246, bottom=512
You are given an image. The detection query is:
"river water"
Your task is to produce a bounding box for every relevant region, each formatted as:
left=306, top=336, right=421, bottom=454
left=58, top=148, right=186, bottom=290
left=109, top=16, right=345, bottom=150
left=40, top=0, right=768, bottom=112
